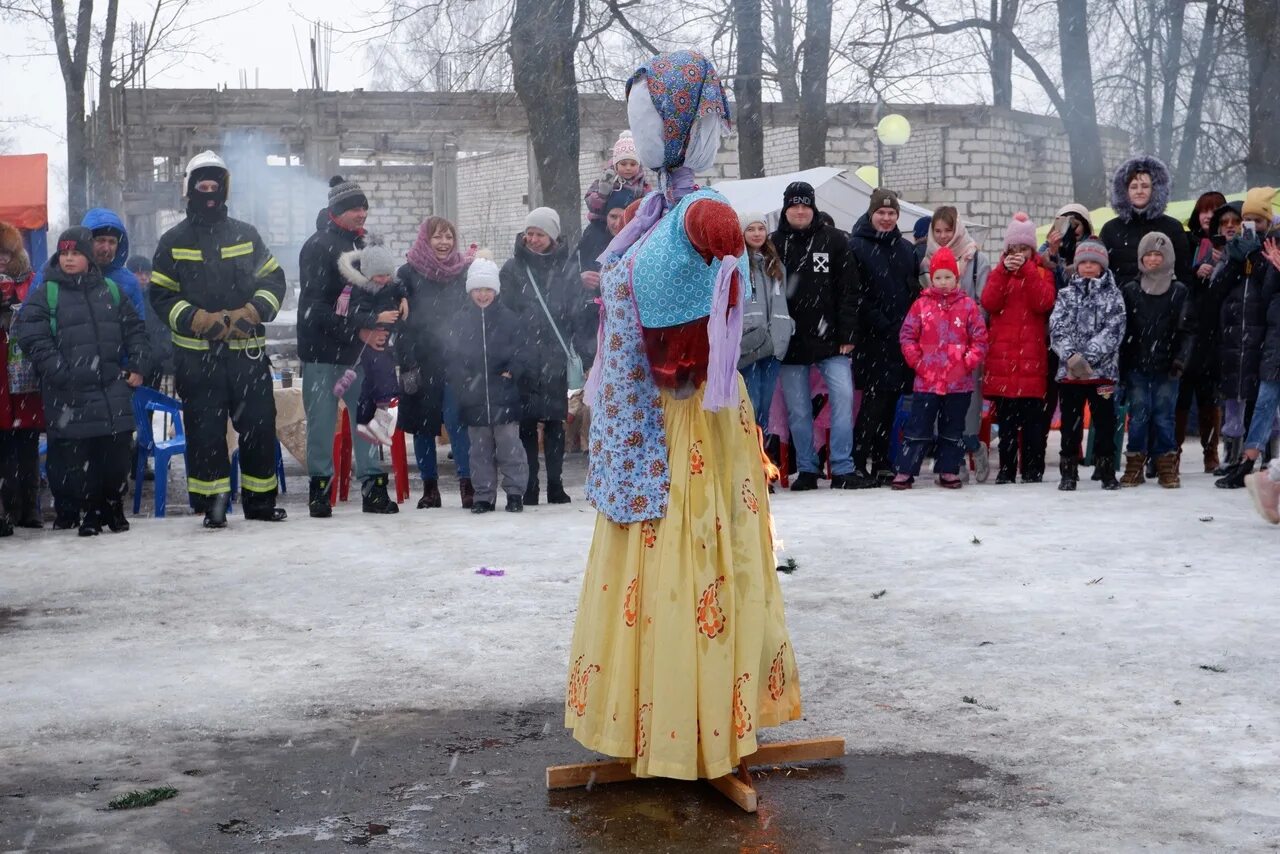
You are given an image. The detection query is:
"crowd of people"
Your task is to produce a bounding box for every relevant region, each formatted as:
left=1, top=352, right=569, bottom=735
left=2, top=145, right=1279, bottom=536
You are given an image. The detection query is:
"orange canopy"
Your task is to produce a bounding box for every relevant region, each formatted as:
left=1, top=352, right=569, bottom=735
left=0, top=154, right=49, bottom=230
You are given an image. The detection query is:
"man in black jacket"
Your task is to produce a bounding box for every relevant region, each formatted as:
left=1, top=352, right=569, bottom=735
left=850, top=188, right=919, bottom=484
left=297, top=175, right=398, bottom=517
left=149, top=151, right=287, bottom=528
left=771, top=181, right=867, bottom=490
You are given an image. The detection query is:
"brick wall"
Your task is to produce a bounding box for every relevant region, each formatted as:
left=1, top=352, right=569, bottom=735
left=342, top=165, right=433, bottom=256
left=455, top=150, right=530, bottom=259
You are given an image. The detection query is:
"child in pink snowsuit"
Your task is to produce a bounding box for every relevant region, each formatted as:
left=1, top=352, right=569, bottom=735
left=893, top=246, right=989, bottom=489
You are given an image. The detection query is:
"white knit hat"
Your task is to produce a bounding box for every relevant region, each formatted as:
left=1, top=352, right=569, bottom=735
left=612, top=130, right=639, bottom=166
left=466, top=257, right=501, bottom=293
left=738, top=210, right=768, bottom=230
left=524, top=207, right=561, bottom=242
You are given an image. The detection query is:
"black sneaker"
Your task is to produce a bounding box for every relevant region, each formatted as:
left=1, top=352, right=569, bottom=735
left=471, top=501, right=495, bottom=514
left=362, top=474, right=399, bottom=514
left=831, top=472, right=877, bottom=489
left=309, top=477, right=333, bottom=519
left=790, top=472, right=819, bottom=491
left=245, top=506, right=288, bottom=522
left=506, top=495, right=524, bottom=513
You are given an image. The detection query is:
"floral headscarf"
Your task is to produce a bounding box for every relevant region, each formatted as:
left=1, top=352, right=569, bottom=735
left=625, top=50, right=731, bottom=172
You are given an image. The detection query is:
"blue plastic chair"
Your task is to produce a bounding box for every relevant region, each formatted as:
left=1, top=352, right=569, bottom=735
left=132, top=387, right=187, bottom=517
left=229, top=440, right=286, bottom=512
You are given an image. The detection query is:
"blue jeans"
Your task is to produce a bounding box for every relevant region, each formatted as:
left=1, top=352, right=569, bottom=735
left=740, top=357, right=781, bottom=431
left=1245, top=380, right=1280, bottom=452
left=779, top=356, right=855, bottom=476
left=1124, top=372, right=1179, bottom=455
left=895, top=392, right=969, bottom=476
left=415, top=382, right=471, bottom=480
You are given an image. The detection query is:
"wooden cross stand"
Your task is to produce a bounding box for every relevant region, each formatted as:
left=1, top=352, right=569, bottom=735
left=546, top=737, right=846, bottom=814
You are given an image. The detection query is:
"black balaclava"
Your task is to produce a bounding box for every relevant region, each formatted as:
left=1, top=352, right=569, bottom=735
left=187, top=166, right=229, bottom=222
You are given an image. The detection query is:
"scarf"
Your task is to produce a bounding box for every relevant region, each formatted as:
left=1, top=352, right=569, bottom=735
left=925, top=220, right=979, bottom=281
left=407, top=217, right=474, bottom=280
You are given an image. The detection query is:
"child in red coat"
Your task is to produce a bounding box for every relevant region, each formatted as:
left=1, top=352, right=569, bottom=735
left=982, top=214, right=1059, bottom=483
left=893, top=247, right=988, bottom=489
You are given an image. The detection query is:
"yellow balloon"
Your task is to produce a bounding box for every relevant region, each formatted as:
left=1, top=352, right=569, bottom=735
left=855, top=165, right=880, bottom=186
left=877, top=114, right=911, bottom=147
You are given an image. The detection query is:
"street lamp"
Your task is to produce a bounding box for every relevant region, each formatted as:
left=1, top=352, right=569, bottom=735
left=875, top=113, right=911, bottom=189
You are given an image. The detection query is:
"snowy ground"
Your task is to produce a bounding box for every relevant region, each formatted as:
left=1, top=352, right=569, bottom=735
left=1, top=445, right=1278, bottom=851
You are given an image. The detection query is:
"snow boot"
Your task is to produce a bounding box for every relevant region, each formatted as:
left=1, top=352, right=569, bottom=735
left=790, top=472, right=819, bottom=491
left=970, top=447, right=991, bottom=483
left=546, top=482, right=572, bottom=504
left=244, top=503, right=288, bottom=522
left=1200, top=406, right=1221, bottom=473
left=203, top=493, right=229, bottom=529
left=1058, top=456, right=1079, bottom=492
left=459, top=477, right=474, bottom=509
left=523, top=482, right=540, bottom=505
left=1098, top=460, right=1121, bottom=490
left=53, top=512, right=79, bottom=530
left=362, top=474, right=399, bottom=513
left=1245, top=469, right=1280, bottom=524
left=471, top=500, right=495, bottom=514
left=1155, top=452, right=1181, bottom=489
left=1214, top=436, right=1240, bottom=476
left=417, top=479, right=442, bottom=509
left=16, top=481, right=42, bottom=528
left=78, top=509, right=101, bottom=537
left=1121, top=452, right=1147, bottom=487
left=1215, top=457, right=1254, bottom=489
left=309, top=476, right=333, bottom=518
left=506, top=494, right=524, bottom=513
left=104, top=499, right=130, bottom=532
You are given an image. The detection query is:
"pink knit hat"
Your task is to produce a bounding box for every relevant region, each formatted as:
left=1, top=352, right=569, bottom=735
left=1004, top=211, right=1038, bottom=249
left=611, top=131, right=639, bottom=166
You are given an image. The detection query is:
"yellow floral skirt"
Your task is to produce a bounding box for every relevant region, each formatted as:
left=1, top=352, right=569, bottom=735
left=564, top=379, right=803, bottom=781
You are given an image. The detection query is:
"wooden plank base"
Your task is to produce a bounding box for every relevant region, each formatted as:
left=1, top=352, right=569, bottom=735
left=546, top=737, right=845, bottom=814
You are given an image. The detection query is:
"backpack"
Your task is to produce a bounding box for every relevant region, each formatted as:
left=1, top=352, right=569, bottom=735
left=46, top=277, right=121, bottom=335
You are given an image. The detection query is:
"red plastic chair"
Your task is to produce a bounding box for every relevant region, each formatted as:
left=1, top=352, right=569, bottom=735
left=331, top=412, right=353, bottom=506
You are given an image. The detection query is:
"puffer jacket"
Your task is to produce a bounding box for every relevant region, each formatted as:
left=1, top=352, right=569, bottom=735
left=981, top=252, right=1057, bottom=398
left=1118, top=279, right=1196, bottom=377
left=499, top=235, right=574, bottom=421
left=848, top=213, right=919, bottom=394
left=738, top=252, right=794, bottom=369
left=1098, top=155, right=1193, bottom=285
left=1259, top=267, right=1280, bottom=384
left=1214, top=250, right=1270, bottom=400
left=1049, top=269, right=1127, bottom=383
left=899, top=287, right=988, bottom=395
left=447, top=299, right=527, bottom=427
left=14, top=261, right=149, bottom=439
left=297, top=219, right=371, bottom=365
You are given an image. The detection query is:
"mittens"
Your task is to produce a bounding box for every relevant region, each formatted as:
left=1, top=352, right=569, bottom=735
left=1066, top=353, right=1094, bottom=379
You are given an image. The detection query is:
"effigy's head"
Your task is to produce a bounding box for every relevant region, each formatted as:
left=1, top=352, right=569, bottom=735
left=625, top=51, right=732, bottom=175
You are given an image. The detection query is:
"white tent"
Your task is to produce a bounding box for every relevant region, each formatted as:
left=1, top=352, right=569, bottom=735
left=709, top=167, right=967, bottom=238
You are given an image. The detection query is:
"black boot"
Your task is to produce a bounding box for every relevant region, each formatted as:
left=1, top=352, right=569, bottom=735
left=471, top=500, right=495, bottom=514
left=362, top=473, right=399, bottom=514
left=244, top=501, right=287, bottom=522
left=546, top=482, right=571, bottom=504
left=1215, top=457, right=1255, bottom=489
left=1098, top=463, right=1121, bottom=491
left=1214, top=437, right=1241, bottom=477
left=506, top=494, right=524, bottom=513
left=104, top=500, right=130, bottom=533
left=53, top=512, right=79, bottom=530
left=78, top=509, right=101, bottom=537
left=203, top=493, right=229, bottom=529
left=830, top=471, right=877, bottom=489
left=16, top=481, right=42, bottom=528
left=790, top=472, right=819, bottom=491
left=0, top=516, right=12, bottom=537
left=1058, top=456, right=1079, bottom=491
left=523, top=483, right=540, bottom=505
left=309, top=477, right=333, bottom=518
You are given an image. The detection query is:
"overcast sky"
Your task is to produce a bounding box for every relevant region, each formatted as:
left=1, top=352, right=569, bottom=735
left=2, top=0, right=380, bottom=225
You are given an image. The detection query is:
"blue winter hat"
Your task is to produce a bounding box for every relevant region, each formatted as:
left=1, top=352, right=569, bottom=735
left=604, top=188, right=640, bottom=215
left=913, top=216, right=932, bottom=240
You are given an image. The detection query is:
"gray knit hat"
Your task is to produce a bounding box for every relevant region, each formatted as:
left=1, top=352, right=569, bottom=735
left=1074, top=237, right=1110, bottom=271
left=328, top=175, right=369, bottom=215
left=360, top=243, right=398, bottom=279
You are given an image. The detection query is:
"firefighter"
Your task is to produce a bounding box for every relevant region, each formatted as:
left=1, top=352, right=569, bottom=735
left=149, top=150, right=288, bottom=528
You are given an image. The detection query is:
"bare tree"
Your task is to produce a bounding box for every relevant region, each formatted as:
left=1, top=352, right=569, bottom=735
left=510, top=0, right=581, bottom=242
left=733, top=0, right=766, bottom=176
left=797, top=0, right=832, bottom=167
left=988, top=0, right=1019, bottom=109
left=1244, top=0, right=1280, bottom=186
left=1171, top=0, right=1221, bottom=196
